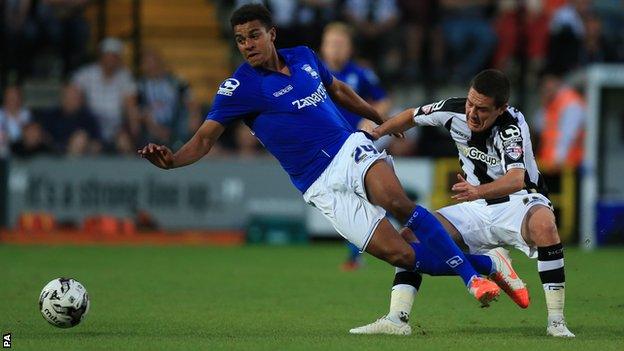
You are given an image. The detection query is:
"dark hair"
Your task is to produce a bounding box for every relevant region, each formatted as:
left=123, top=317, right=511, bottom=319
left=469, top=69, right=510, bottom=107
left=230, top=4, right=273, bottom=29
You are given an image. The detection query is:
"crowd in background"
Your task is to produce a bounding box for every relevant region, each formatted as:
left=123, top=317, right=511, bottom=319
left=224, top=0, right=624, bottom=81
left=1, top=0, right=623, bottom=162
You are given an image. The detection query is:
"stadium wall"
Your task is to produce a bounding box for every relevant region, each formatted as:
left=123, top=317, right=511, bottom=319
left=2, top=157, right=583, bottom=245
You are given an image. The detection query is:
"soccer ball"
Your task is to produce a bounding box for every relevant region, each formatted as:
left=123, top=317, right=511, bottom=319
left=39, top=278, right=90, bottom=328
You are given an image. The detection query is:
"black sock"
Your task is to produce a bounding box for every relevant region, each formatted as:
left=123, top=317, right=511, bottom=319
left=538, top=243, right=565, bottom=289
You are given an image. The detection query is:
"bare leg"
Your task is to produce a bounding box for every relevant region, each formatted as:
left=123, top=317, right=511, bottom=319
left=365, top=218, right=415, bottom=270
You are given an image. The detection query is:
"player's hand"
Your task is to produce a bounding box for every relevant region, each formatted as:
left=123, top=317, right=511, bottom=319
left=451, top=173, right=480, bottom=201
left=369, top=128, right=382, bottom=140
left=369, top=127, right=403, bottom=140
left=359, top=120, right=377, bottom=136
left=138, top=143, right=174, bottom=169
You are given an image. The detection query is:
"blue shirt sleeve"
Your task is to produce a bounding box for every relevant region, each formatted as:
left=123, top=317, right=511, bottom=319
left=309, top=49, right=334, bottom=88
left=206, top=73, right=265, bottom=125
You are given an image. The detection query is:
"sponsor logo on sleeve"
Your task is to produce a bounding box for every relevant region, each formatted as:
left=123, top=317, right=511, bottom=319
left=505, top=142, right=523, bottom=160
left=500, top=125, right=522, bottom=144
left=217, top=78, right=240, bottom=96
left=419, top=99, right=447, bottom=115
left=420, top=104, right=433, bottom=115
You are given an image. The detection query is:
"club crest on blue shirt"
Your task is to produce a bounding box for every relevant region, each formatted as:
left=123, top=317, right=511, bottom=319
left=301, top=64, right=319, bottom=79
left=217, top=78, right=240, bottom=96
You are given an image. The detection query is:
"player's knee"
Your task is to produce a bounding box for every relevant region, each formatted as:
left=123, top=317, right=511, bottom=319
left=538, top=220, right=560, bottom=245
left=384, top=247, right=414, bottom=268
left=384, top=198, right=414, bottom=223
left=399, top=227, right=417, bottom=242
left=529, top=210, right=560, bottom=246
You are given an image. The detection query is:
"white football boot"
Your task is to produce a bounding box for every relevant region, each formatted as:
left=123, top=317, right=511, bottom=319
left=349, top=315, right=411, bottom=335
left=547, top=318, right=575, bottom=338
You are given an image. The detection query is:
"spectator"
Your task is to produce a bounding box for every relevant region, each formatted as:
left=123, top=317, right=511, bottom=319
left=592, top=0, right=624, bottom=58
left=0, top=86, right=32, bottom=144
left=297, top=0, right=338, bottom=49
left=320, top=22, right=390, bottom=130
left=342, top=0, right=400, bottom=78
left=37, top=84, right=102, bottom=155
left=396, top=0, right=444, bottom=85
left=71, top=37, right=140, bottom=152
left=137, top=48, right=201, bottom=148
left=2, top=0, right=38, bottom=84
left=536, top=73, right=586, bottom=172
left=10, top=122, right=53, bottom=158
left=581, top=12, right=620, bottom=65
left=34, top=0, right=91, bottom=77
left=492, top=0, right=550, bottom=76
left=440, top=0, right=497, bottom=84
left=113, top=130, right=136, bottom=156
left=545, top=0, right=592, bottom=75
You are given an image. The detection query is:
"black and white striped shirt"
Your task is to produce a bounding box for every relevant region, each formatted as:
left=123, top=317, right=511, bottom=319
left=413, top=97, right=548, bottom=195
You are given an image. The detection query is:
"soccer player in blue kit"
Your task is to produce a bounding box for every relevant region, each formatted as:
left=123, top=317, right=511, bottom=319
left=139, top=4, right=518, bottom=316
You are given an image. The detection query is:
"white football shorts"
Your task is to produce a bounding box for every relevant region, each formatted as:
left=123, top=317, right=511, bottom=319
left=303, top=132, right=392, bottom=251
left=437, top=191, right=553, bottom=258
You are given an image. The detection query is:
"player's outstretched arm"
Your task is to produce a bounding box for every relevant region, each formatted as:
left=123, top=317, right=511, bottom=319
left=371, top=108, right=417, bottom=139
left=138, top=120, right=225, bottom=169
left=327, top=79, right=384, bottom=125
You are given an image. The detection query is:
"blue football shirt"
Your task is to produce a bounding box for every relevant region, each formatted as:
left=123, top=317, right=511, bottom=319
left=206, top=46, right=355, bottom=193
left=330, top=61, right=386, bottom=129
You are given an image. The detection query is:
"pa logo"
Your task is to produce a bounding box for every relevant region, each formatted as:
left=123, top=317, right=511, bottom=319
left=3, top=333, right=11, bottom=348
left=217, top=78, right=240, bottom=96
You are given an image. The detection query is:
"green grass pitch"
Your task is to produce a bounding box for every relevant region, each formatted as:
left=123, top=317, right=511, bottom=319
left=1, top=244, right=623, bottom=350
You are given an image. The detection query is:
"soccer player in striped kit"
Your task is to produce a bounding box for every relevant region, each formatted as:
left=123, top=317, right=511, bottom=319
left=351, top=69, right=574, bottom=338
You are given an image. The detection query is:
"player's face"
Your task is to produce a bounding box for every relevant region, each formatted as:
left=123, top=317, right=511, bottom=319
left=234, top=20, right=276, bottom=68
left=465, top=88, right=507, bottom=132
left=321, top=31, right=352, bottom=65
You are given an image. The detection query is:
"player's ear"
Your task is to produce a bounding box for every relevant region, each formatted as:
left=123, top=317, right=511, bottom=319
left=497, top=103, right=508, bottom=116
left=269, top=27, right=276, bottom=42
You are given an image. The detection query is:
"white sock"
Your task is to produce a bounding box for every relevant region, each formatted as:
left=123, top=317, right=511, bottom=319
left=387, top=283, right=416, bottom=324
left=543, top=282, right=565, bottom=322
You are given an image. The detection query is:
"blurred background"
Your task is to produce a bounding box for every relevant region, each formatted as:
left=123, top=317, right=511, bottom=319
left=1, top=0, right=624, bottom=249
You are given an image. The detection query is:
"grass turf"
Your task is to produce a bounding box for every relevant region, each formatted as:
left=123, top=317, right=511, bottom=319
left=1, top=244, right=623, bottom=350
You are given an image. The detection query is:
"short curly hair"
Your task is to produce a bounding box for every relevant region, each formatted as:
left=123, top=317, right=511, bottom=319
left=230, top=3, right=273, bottom=30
